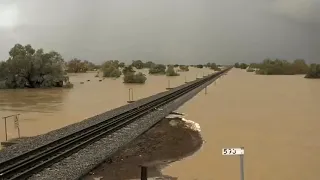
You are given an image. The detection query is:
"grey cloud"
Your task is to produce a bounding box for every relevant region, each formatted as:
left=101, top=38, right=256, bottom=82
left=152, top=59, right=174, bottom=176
left=0, top=0, right=319, bottom=64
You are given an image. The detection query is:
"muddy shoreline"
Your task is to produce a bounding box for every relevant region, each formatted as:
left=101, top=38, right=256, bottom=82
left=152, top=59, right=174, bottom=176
left=82, top=117, right=203, bottom=180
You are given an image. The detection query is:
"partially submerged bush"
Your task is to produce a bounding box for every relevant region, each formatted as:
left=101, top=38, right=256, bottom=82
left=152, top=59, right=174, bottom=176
left=149, top=64, right=166, bottom=75
left=123, top=72, right=147, bottom=83
left=0, top=44, right=72, bottom=89
left=166, top=66, right=180, bottom=76
left=143, top=61, right=155, bottom=68
left=122, top=65, right=135, bottom=74
left=101, top=61, right=121, bottom=78
left=246, top=68, right=255, bottom=72
left=132, top=60, right=144, bottom=69
left=255, top=59, right=309, bottom=75
left=305, top=64, right=320, bottom=79
left=239, top=63, right=248, bottom=69
left=179, top=65, right=189, bottom=71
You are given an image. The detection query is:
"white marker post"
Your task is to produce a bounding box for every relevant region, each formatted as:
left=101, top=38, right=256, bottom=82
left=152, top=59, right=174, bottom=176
left=222, top=147, right=245, bottom=180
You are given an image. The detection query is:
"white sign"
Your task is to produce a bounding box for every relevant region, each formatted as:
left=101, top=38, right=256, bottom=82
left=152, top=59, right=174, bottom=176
left=222, top=148, right=244, bottom=156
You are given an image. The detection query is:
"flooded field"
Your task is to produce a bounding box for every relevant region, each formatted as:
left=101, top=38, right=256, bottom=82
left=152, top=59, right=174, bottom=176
left=163, top=69, right=320, bottom=180
left=0, top=67, right=211, bottom=143
left=1, top=68, right=319, bottom=180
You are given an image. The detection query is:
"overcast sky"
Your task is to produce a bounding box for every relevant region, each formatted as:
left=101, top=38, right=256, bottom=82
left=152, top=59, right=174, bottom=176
left=0, top=0, right=319, bottom=64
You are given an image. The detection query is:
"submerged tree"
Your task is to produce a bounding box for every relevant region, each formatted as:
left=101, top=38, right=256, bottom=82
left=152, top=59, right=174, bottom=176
left=166, top=66, right=180, bottom=76
left=149, top=64, right=166, bottom=75
left=179, top=65, right=189, bottom=72
left=0, top=44, right=72, bottom=89
left=123, top=72, right=147, bottom=84
left=122, top=65, right=136, bottom=74
left=305, top=64, right=320, bottom=79
left=132, top=60, right=144, bottom=69
left=66, top=59, right=88, bottom=73
left=101, top=60, right=121, bottom=78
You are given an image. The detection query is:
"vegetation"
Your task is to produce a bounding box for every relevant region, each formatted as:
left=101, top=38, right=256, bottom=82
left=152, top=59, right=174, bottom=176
left=206, top=63, right=221, bottom=71
left=66, top=59, right=87, bottom=73
left=196, top=64, right=204, bottom=68
left=131, top=60, right=144, bottom=69
left=166, top=66, right=180, bottom=76
left=123, top=72, right=147, bottom=84
left=0, top=44, right=72, bottom=89
left=119, top=62, right=125, bottom=68
left=239, top=63, right=248, bottom=69
left=122, top=65, right=136, bottom=74
left=305, top=64, right=320, bottom=79
left=179, top=65, right=189, bottom=72
left=174, top=64, right=179, bottom=68
left=246, top=68, right=255, bottom=72
left=143, top=61, right=155, bottom=68
left=149, top=64, right=166, bottom=75
left=254, top=59, right=309, bottom=75
left=101, top=60, right=121, bottom=78
left=66, top=59, right=98, bottom=73
left=234, top=62, right=240, bottom=68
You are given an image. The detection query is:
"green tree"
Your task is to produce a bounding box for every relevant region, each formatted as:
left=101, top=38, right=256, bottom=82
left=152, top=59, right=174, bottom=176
left=119, top=62, right=125, bottom=68
left=123, top=72, right=147, bottom=83
left=174, top=64, right=179, bottom=68
left=234, top=63, right=240, bottom=68
left=179, top=65, right=189, bottom=71
left=66, top=59, right=88, bottom=73
left=132, top=60, right=144, bottom=69
left=239, top=63, right=248, bottom=69
left=196, top=64, right=203, bottom=68
left=149, top=64, right=166, bottom=74
left=122, top=65, right=136, bottom=74
left=305, top=64, right=320, bottom=79
left=101, top=60, right=121, bottom=78
left=0, top=44, right=72, bottom=89
left=291, top=59, right=309, bottom=74
left=143, top=61, right=155, bottom=68
left=166, top=66, right=180, bottom=76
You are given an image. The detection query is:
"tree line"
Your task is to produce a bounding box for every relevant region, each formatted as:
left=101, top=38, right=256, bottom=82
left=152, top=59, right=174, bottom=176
left=234, top=59, right=320, bottom=79
left=0, top=44, right=223, bottom=89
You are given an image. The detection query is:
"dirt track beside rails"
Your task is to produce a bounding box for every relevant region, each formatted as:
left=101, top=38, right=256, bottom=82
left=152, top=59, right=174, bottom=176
left=82, top=117, right=203, bottom=180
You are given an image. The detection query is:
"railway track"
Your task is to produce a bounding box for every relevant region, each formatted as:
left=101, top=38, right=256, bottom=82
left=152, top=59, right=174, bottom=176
left=0, top=67, right=231, bottom=180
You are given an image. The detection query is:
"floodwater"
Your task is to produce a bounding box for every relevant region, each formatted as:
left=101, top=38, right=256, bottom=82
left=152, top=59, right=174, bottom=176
left=163, top=69, right=320, bottom=180
left=0, top=67, right=211, bottom=143
left=1, top=68, right=319, bottom=180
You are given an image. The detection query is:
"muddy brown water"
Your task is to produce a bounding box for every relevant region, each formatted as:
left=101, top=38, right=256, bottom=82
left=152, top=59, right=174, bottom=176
left=0, top=67, right=210, bottom=143
left=1, top=68, right=319, bottom=180
left=163, top=69, right=320, bottom=180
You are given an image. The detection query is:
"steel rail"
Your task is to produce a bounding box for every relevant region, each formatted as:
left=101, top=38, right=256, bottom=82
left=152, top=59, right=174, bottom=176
left=0, top=68, right=231, bottom=180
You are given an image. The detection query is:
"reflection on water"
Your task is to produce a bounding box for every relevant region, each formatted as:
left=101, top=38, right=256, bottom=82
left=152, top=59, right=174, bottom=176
left=0, top=67, right=212, bottom=142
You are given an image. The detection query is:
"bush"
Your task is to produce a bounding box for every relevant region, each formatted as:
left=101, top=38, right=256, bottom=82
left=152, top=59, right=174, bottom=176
left=196, top=64, right=203, bottom=68
left=102, top=66, right=121, bottom=78
left=305, top=64, right=320, bottom=79
left=123, top=72, right=147, bottom=84
left=179, top=65, right=189, bottom=71
left=143, top=61, right=155, bottom=68
left=166, top=66, right=180, bottom=76
left=132, top=60, right=144, bottom=69
left=122, top=65, right=135, bottom=74
left=246, top=68, right=255, bottom=72
left=101, top=61, right=121, bottom=78
left=0, top=44, right=71, bottom=89
left=234, top=63, right=240, bottom=68
left=240, top=63, right=248, bottom=69
left=149, top=64, right=166, bottom=75
left=255, top=59, right=309, bottom=75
